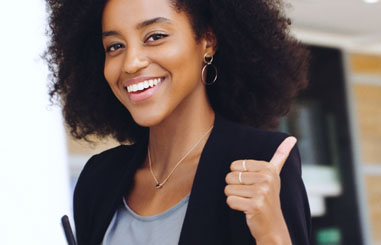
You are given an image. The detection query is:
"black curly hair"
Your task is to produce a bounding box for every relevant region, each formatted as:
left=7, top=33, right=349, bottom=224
left=44, top=0, right=309, bottom=144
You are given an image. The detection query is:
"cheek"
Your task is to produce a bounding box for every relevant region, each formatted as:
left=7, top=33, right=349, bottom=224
left=154, top=40, right=203, bottom=86
left=103, top=58, right=126, bottom=103
left=104, top=57, right=121, bottom=87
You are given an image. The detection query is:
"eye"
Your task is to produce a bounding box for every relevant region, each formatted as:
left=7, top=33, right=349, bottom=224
left=105, top=43, right=124, bottom=53
left=145, top=33, right=168, bottom=43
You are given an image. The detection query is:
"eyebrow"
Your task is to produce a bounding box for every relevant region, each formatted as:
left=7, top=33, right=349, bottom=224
left=102, top=17, right=172, bottom=37
left=136, top=17, right=172, bottom=30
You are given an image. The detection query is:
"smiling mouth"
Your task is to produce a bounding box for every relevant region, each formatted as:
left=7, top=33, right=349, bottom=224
left=126, top=77, right=164, bottom=93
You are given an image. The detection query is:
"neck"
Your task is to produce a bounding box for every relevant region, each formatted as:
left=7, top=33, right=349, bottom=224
left=147, top=90, right=215, bottom=178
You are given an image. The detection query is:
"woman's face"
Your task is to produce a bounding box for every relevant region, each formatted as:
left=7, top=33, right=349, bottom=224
left=102, top=0, right=216, bottom=127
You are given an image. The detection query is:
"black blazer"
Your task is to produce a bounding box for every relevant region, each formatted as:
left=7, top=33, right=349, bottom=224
left=73, top=113, right=311, bottom=245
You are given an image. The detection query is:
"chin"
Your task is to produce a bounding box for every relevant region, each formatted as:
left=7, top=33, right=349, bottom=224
left=130, top=110, right=166, bottom=128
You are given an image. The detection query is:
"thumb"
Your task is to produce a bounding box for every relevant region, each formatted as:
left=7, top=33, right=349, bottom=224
left=269, top=136, right=297, bottom=174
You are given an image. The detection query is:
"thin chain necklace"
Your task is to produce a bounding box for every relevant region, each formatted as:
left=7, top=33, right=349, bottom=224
left=148, top=125, right=214, bottom=189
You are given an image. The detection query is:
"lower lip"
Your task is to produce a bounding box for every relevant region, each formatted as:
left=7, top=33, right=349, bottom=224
left=127, top=78, right=164, bottom=103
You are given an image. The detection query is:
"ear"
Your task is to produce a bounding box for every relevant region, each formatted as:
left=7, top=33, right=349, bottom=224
left=202, top=30, right=217, bottom=57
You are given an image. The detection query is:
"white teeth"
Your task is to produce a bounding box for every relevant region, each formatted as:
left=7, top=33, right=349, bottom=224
left=127, top=78, right=163, bottom=92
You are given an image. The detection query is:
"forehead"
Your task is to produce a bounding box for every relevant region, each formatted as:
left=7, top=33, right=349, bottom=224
left=102, top=0, right=178, bottom=29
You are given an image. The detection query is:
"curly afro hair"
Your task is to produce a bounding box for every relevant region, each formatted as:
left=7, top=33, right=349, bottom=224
left=44, top=0, right=309, bottom=144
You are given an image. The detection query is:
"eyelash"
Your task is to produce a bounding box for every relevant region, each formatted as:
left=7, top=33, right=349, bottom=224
left=105, top=33, right=168, bottom=53
left=106, top=43, right=124, bottom=53
left=145, top=33, right=168, bottom=42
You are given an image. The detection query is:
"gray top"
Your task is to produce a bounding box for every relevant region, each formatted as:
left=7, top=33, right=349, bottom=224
left=103, top=194, right=190, bottom=245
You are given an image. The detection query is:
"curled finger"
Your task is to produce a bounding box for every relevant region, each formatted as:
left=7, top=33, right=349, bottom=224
left=224, top=184, right=257, bottom=198
left=225, top=171, right=273, bottom=185
left=226, top=195, right=252, bottom=213
left=230, top=160, right=269, bottom=172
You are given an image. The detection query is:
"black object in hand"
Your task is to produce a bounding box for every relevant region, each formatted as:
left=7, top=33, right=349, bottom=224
left=61, top=215, right=77, bottom=245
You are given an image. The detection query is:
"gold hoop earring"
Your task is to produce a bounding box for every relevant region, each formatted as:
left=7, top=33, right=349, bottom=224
left=201, top=53, right=218, bottom=85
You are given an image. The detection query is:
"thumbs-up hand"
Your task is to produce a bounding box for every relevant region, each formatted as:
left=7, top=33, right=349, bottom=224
left=224, top=136, right=297, bottom=244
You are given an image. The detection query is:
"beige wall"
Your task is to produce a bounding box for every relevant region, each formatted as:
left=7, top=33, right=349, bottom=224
left=352, top=54, right=381, bottom=75
left=66, top=130, right=119, bottom=156
left=365, top=176, right=381, bottom=242
left=353, top=84, right=381, bottom=164
left=351, top=53, right=381, bottom=243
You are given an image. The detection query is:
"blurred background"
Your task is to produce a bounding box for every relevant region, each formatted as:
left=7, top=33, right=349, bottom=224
left=0, top=0, right=380, bottom=244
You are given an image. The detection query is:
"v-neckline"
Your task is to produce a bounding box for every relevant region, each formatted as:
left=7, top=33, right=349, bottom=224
left=93, top=113, right=229, bottom=244
left=177, top=112, right=233, bottom=244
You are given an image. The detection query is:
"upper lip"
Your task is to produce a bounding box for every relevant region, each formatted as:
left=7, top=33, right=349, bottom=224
left=123, top=76, right=164, bottom=87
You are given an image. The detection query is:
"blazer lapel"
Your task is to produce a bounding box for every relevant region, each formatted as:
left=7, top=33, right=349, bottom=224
left=179, top=113, right=255, bottom=245
left=91, top=133, right=149, bottom=244
left=179, top=113, right=234, bottom=245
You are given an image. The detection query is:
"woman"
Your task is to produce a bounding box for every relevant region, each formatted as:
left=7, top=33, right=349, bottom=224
left=45, top=0, right=311, bottom=244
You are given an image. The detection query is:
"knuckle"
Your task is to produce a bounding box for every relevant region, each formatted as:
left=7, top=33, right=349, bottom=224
left=256, top=185, right=268, bottom=196
left=261, top=185, right=270, bottom=194
left=250, top=197, right=264, bottom=211
left=263, top=175, right=272, bottom=183
left=224, top=185, right=230, bottom=195
left=225, top=172, right=232, bottom=183
left=226, top=196, right=235, bottom=206
left=257, top=198, right=265, bottom=209
left=249, top=201, right=259, bottom=211
left=230, top=160, right=239, bottom=170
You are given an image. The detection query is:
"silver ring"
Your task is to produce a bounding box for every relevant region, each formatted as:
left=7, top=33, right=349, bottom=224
left=238, top=172, right=243, bottom=184
left=242, top=160, right=247, bottom=171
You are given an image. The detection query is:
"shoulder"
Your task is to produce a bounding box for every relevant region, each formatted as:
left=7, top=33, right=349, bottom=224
left=217, top=113, right=291, bottom=144
left=78, top=144, right=135, bottom=176
left=73, top=143, right=138, bottom=197
left=73, top=143, right=140, bottom=243
left=215, top=114, right=297, bottom=164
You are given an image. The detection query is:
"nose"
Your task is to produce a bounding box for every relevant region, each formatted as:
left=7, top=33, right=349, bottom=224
left=122, top=47, right=149, bottom=74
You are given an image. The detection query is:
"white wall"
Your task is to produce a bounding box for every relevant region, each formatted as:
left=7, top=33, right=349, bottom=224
left=0, top=1, right=71, bottom=244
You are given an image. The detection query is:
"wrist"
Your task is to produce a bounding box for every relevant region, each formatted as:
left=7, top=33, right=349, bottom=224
left=256, top=232, right=292, bottom=245
left=254, top=217, right=292, bottom=245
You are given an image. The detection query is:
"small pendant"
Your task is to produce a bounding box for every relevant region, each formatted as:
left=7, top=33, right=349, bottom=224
left=155, top=183, right=163, bottom=189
